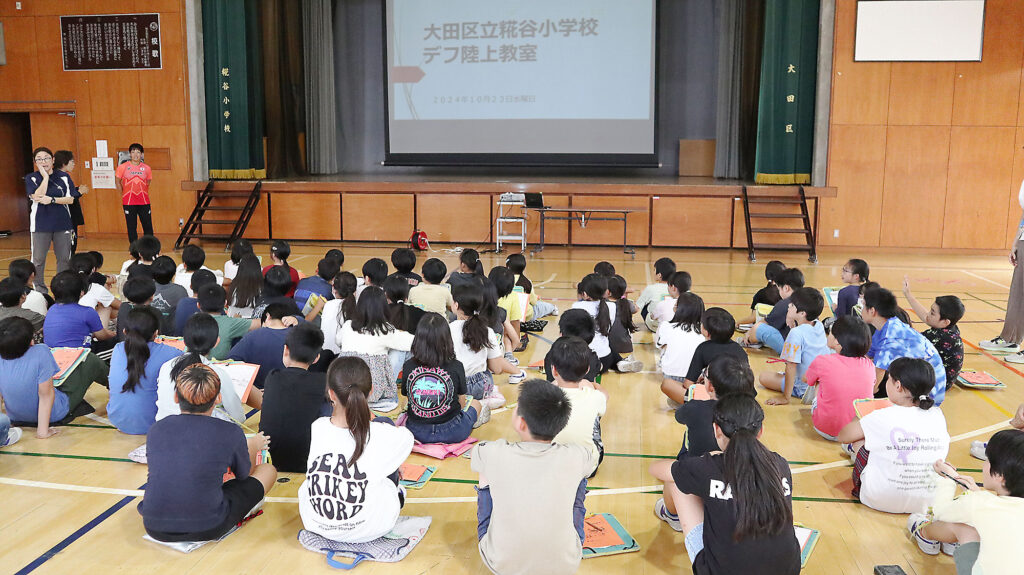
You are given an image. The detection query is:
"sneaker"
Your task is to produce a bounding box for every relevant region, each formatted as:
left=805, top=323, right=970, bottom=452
left=735, top=336, right=762, bottom=349
left=841, top=442, right=858, bottom=463
left=1004, top=351, right=1024, bottom=364
left=482, top=386, right=507, bottom=409
left=1, top=427, right=22, bottom=447
left=907, top=513, right=940, bottom=556
left=970, top=441, right=988, bottom=461
left=473, top=403, right=492, bottom=428
left=504, top=352, right=520, bottom=366
left=941, top=542, right=958, bottom=556
left=508, top=370, right=528, bottom=385
left=654, top=498, right=683, bottom=532
left=514, top=336, right=529, bottom=353
left=979, top=336, right=1019, bottom=352
left=617, top=355, right=643, bottom=373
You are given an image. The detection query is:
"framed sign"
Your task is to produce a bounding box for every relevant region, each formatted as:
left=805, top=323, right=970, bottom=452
left=60, top=14, right=162, bottom=71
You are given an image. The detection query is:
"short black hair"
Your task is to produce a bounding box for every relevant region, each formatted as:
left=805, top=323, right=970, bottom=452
left=197, top=283, right=227, bottom=313
left=706, top=354, right=755, bottom=397
left=88, top=250, right=105, bottom=270
left=183, top=313, right=219, bottom=355
left=317, top=257, right=341, bottom=282
left=830, top=315, right=871, bottom=358
left=558, top=308, right=596, bottom=344
left=54, top=149, right=74, bottom=170
left=846, top=258, right=870, bottom=282
left=263, top=265, right=293, bottom=297
left=8, top=259, right=36, bottom=284
left=934, top=295, right=965, bottom=327
left=0, top=316, right=34, bottom=360
left=863, top=285, right=899, bottom=319
left=136, top=235, right=161, bottom=261
left=775, top=268, right=805, bottom=291
left=668, top=271, right=692, bottom=294
left=150, top=255, right=177, bottom=285
left=789, top=287, right=824, bottom=322
left=122, top=276, right=157, bottom=304
left=593, top=261, right=616, bottom=277
left=390, top=248, right=417, bottom=273
left=285, top=323, right=324, bottom=364
left=69, top=252, right=97, bottom=275
left=362, top=258, right=388, bottom=286
left=516, top=378, right=572, bottom=441
left=888, top=357, right=936, bottom=410
left=701, top=307, right=736, bottom=343
left=505, top=253, right=527, bottom=275
left=129, top=143, right=144, bottom=153
left=190, top=268, right=218, bottom=293
left=654, top=257, right=676, bottom=281
left=548, top=336, right=592, bottom=383
left=421, top=258, right=447, bottom=284
left=324, top=248, right=345, bottom=267
left=0, top=277, right=25, bottom=307
left=181, top=244, right=206, bottom=272
left=51, top=270, right=85, bottom=303
left=260, top=302, right=293, bottom=322
left=986, top=429, right=1024, bottom=497
left=488, top=266, right=515, bottom=298
left=765, top=260, right=786, bottom=282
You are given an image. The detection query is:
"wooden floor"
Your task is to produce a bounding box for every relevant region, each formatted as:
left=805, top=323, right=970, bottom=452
left=0, top=235, right=1018, bottom=575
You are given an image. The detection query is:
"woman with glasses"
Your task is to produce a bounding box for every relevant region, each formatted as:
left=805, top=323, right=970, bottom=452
left=24, top=147, right=79, bottom=294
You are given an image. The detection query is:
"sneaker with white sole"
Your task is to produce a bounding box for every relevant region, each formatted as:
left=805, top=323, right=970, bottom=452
left=907, top=513, right=940, bottom=555
left=735, top=336, right=762, bottom=349
left=482, top=386, right=507, bottom=409
left=979, top=336, right=1019, bottom=352
left=1, top=427, right=22, bottom=447
left=970, top=440, right=988, bottom=461
left=473, top=403, right=492, bottom=428
left=508, top=370, right=528, bottom=385
left=654, top=498, right=683, bottom=532
left=941, top=542, right=958, bottom=556
left=504, top=352, right=520, bottom=366
left=841, top=442, right=858, bottom=463
left=1004, top=351, right=1024, bottom=364
left=617, top=355, right=643, bottom=373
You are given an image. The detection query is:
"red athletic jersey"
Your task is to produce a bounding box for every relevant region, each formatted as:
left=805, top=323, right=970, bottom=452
left=115, top=161, right=152, bottom=206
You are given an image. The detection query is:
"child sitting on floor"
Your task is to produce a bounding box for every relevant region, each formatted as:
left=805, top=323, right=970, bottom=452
left=401, top=313, right=485, bottom=444
left=471, top=378, right=595, bottom=575
left=805, top=316, right=875, bottom=441
left=572, top=273, right=624, bottom=373
left=320, top=271, right=357, bottom=356
left=544, top=309, right=602, bottom=384
left=908, top=430, right=1024, bottom=571
left=505, top=253, right=558, bottom=320
left=299, top=357, right=414, bottom=543
left=838, top=357, right=950, bottom=514
left=173, top=269, right=218, bottom=337
left=636, top=257, right=676, bottom=332
left=408, top=258, right=453, bottom=316
left=651, top=270, right=692, bottom=328
left=263, top=240, right=300, bottom=298
left=389, top=247, right=422, bottom=287
left=549, top=336, right=608, bottom=476
left=657, top=292, right=706, bottom=407
left=150, top=256, right=188, bottom=336
left=43, top=271, right=116, bottom=349
left=594, top=261, right=616, bottom=277
left=294, top=256, right=340, bottom=312
left=223, top=239, right=255, bottom=285
left=740, top=267, right=805, bottom=354
left=739, top=260, right=785, bottom=326
left=9, top=259, right=49, bottom=315
left=71, top=252, right=120, bottom=328
left=125, top=235, right=161, bottom=278
left=338, top=286, right=413, bottom=405
left=115, top=276, right=156, bottom=342
left=662, top=307, right=748, bottom=404
left=608, top=274, right=641, bottom=372
left=447, top=249, right=485, bottom=290
left=140, top=363, right=277, bottom=543
left=0, top=277, right=44, bottom=342
left=450, top=284, right=524, bottom=407
left=903, top=277, right=966, bottom=380
left=761, top=287, right=831, bottom=406
left=833, top=258, right=869, bottom=317
left=175, top=244, right=224, bottom=297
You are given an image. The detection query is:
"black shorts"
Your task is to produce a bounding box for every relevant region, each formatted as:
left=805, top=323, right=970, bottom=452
left=145, top=476, right=265, bottom=542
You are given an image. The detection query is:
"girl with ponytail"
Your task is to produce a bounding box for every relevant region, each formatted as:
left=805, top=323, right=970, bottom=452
left=447, top=248, right=485, bottom=290
left=226, top=254, right=264, bottom=318
left=106, top=306, right=183, bottom=435
left=299, top=356, right=413, bottom=543
left=383, top=275, right=426, bottom=334
left=652, top=394, right=801, bottom=574
left=338, top=286, right=414, bottom=405
left=571, top=273, right=621, bottom=373
left=839, top=356, right=950, bottom=514
left=264, top=240, right=299, bottom=297
left=451, top=283, right=524, bottom=407
left=320, top=271, right=357, bottom=355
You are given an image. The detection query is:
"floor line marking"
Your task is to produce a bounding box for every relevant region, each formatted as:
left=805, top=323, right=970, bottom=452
left=961, top=270, right=1011, bottom=290
left=950, top=420, right=1011, bottom=442
left=533, top=273, right=557, bottom=287
left=83, top=413, right=112, bottom=426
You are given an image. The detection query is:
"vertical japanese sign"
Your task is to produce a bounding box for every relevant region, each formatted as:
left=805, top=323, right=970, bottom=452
left=60, top=14, right=162, bottom=71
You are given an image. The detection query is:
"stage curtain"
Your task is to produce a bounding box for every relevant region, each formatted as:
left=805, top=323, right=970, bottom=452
left=303, top=0, right=338, bottom=174
left=714, top=0, right=743, bottom=179
left=753, top=0, right=819, bottom=185
left=203, top=0, right=266, bottom=180
left=262, top=0, right=308, bottom=178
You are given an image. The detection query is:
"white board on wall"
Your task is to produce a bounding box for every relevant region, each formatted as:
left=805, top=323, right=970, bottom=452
left=855, top=0, right=985, bottom=62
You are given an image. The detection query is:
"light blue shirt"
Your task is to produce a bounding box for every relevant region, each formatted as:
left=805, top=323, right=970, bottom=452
left=780, top=320, right=831, bottom=398
left=107, top=341, right=183, bottom=435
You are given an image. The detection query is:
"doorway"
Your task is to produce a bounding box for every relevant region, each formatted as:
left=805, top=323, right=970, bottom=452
left=0, top=112, right=31, bottom=232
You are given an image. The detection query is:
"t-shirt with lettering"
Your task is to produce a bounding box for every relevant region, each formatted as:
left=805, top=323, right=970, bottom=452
left=43, top=303, right=104, bottom=348
left=553, top=386, right=607, bottom=473
left=778, top=320, right=831, bottom=398
left=114, top=161, right=152, bottom=205
left=299, top=418, right=414, bottom=543
left=805, top=354, right=876, bottom=438
left=859, top=404, right=950, bottom=514
left=672, top=452, right=801, bottom=575
left=0, top=344, right=66, bottom=423
left=151, top=282, right=188, bottom=335
left=400, top=358, right=467, bottom=425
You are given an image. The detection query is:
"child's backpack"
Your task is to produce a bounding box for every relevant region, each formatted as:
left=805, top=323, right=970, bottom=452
left=409, top=230, right=429, bottom=251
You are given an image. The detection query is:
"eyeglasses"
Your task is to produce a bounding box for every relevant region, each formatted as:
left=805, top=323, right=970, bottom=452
left=34, top=155, right=53, bottom=162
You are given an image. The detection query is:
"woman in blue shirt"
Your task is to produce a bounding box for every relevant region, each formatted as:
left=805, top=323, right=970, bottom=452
left=107, top=306, right=183, bottom=434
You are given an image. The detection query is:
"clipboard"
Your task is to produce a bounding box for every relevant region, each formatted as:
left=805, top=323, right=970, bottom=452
left=582, top=513, right=639, bottom=558
left=210, top=360, right=260, bottom=403
left=50, top=347, right=88, bottom=386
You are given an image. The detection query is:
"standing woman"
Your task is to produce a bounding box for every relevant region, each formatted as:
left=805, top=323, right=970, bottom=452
left=53, top=150, right=89, bottom=254
left=981, top=178, right=1024, bottom=363
left=24, top=147, right=79, bottom=294
left=114, top=143, right=153, bottom=245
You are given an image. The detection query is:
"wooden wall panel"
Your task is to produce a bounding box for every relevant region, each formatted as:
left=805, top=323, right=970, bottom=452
left=1004, top=127, right=1024, bottom=248
left=342, top=194, right=414, bottom=242
left=831, top=0, right=890, bottom=125
left=142, top=125, right=192, bottom=233
left=0, top=114, right=31, bottom=232
left=0, top=17, right=41, bottom=101
left=951, top=0, right=1024, bottom=126
left=568, top=196, right=649, bottom=246
left=31, top=16, right=94, bottom=127
left=880, top=127, right=950, bottom=247
left=139, top=11, right=187, bottom=126
left=820, top=125, right=887, bottom=246
left=943, top=127, right=1017, bottom=248
left=652, top=197, right=731, bottom=247
left=29, top=112, right=76, bottom=153
left=88, top=71, right=142, bottom=127
left=270, top=193, right=341, bottom=240
left=416, top=194, right=491, bottom=243
left=887, top=64, right=955, bottom=126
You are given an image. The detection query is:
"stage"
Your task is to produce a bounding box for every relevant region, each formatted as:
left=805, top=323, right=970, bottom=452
left=180, top=175, right=836, bottom=250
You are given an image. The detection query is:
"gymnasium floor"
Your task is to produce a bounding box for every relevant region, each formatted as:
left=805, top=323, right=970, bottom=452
left=0, top=236, right=1018, bottom=575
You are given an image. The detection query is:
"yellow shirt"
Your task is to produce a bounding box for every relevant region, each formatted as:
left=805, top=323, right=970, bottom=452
left=932, top=476, right=1024, bottom=575
left=408, top=283, right=453, bottom=316
left=498, top=292, right=524, bottom=323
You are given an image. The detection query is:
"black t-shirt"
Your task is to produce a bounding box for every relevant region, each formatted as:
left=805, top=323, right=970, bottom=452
left=446, top=272, right=478, bottom=290
left=544, top=349, right=603, bottom=383
left=751, top=283, right=780, bottom=310
left=258, top=367, right=331, bottom=472
left=765, top=297, right=791, bottom=339
left=400, top=358, right=467, bottom=425
left=253, top=294, right=302, bottom=319
left=685, top=340, right=749, bottom=382
left=388, top=271, right=423, bottom=287
left=672, top=452, right=801, bottom=575
left=389, top=303, right=426, bottom=334
left=675, top=399, right=717, bottom=458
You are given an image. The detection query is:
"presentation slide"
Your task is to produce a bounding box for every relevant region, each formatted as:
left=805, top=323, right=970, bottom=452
left=385, top=0, right=657, bottom=163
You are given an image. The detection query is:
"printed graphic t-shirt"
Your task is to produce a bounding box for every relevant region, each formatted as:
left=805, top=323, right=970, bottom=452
left=401, top=358, right=467, bottom=425
left=114, top=161, right=152, bottom=205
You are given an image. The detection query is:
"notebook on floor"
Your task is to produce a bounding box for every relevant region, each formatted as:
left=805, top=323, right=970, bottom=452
left=582, top=513, right=639, bottom=558
left=853, top=398, right=893, bottom=419
left=399, top=464, right=436, bottom=490
left=956, top=370, right=1006, bottom=390
left=794, top=524, right=820, bottom=567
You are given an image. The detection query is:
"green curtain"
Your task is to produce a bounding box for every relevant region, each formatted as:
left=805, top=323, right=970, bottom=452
left=753, top=0, right=819, bottom=185
left=204, top=0, right=266, bottom=179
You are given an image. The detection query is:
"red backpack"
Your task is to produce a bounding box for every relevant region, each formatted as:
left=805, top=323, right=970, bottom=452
left=409, top=230, right=429, bottom=251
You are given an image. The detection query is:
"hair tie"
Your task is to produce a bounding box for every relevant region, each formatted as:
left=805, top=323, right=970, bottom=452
left=396, top=299, right=404, bottom=304
left=919, top=394, right=929, bottom=402
left=472, top=310, right=479, bottom=315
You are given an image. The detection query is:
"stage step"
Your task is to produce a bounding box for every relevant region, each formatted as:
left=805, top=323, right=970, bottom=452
left=194, top=219, right=239, bottom=225
left=749, top=212, right=803, bottom=218
left=199, top=205, right=246, bottom=211
left=747, top=197, right=802, bottom=204
left=750, top=228, right=808, bottom=234
left=740, top=184, right=817, bottom=263
left=186, top=233, right=234, bottom=240
left=751, top=243, right=816, bottom=251
left=176, top=181, right=263, bottom=251
left=207, top=191, right=255, bottom=197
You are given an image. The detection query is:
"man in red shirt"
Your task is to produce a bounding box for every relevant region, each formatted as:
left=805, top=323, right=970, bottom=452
left=114, top=143, right=154, bottom=244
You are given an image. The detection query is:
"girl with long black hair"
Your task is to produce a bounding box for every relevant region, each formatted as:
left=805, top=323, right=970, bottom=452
left=446, top=248, right=485, bottom=290
left=227, top=254, right=264, bottom=318
left=321, top=271, right=357, bottom=355
left=337, top=287, right=413, bottom=406
left=571, top=273, right=620, bottom=373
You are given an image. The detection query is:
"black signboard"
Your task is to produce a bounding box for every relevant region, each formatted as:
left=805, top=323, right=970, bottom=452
left=60, top=14, right=162, bottom=71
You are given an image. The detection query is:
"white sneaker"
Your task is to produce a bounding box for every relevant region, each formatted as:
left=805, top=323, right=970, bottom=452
left=907, top=513, right=940, bottom=556
left=551, top=307, right=560, bottom=316
left=504, top=352, right=520, bottom=366
left=735, top=336, right=762, bottom=349
left=473, top=403, right=491, bottom=428
left=979, top=336, right=1019, bottom=352
left=2, top=427, right=22, bottom=447
left=617, top=355, right=643, bottom=373
left=941, top=542, right=958, bottom=556
left=481, top=386, right=507, bottom=409
left=508, top=370, right=528, bottom=385
left=654, top=498, right=683, bottom=532
left=970, top=441, right=988, bottom=461
left=1004, top=351, right=1024, bottom=364
left=841, top=443, right=858, bottom=463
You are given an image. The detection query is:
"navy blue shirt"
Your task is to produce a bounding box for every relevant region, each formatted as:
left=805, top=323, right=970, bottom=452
left=25, top=170, right=79, bottom=233
left=293, top=275, right=333, bottom=309
left=173, top=297, right=199, bottom=336
left=258, top=367, right=331, bottom=472
left=139, top=414, right=250, bottom=533
left=226, top=326, right=291, bottom=389
left=765, top=297, right=792, bottom=339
